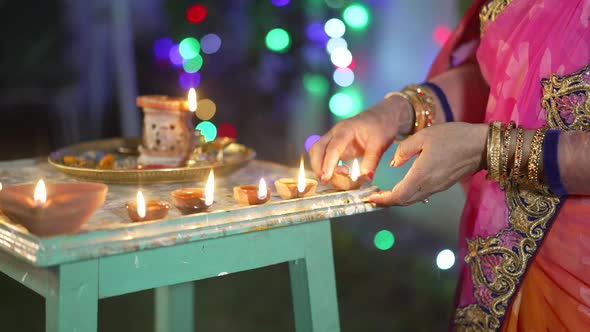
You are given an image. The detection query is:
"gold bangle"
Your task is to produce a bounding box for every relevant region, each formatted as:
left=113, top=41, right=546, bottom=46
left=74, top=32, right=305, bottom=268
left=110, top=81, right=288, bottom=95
left=486, top=121, right=503, bottom=183
left=402, top=85, right=435, bottom=133
left=511, top=126, right=525, bottom=180
left=500, top=120, right=515, bottom=188
left=527, top=126, right=548, bottom=186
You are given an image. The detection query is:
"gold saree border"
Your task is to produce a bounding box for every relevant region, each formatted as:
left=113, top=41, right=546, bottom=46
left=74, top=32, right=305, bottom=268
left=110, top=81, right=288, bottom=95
left=479, top=0, right=514, bottom=36
left=453, top=64, right=590, bottom=331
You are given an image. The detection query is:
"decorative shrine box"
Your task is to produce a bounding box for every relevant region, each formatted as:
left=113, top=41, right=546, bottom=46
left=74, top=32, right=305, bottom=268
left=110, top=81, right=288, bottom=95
left=136, top=96, right=196, bottom=167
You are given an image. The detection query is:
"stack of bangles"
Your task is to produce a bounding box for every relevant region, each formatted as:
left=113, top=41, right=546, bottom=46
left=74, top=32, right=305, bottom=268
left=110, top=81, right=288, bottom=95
left=485, top=120, right=566, bottom=195
left=385, top=82, right=454, bottom=138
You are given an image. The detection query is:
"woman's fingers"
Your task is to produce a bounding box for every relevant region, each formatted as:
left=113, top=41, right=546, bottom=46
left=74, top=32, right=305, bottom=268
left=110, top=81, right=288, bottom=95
left=321, top=130, right=354, bottom=182
left=309, top=133, right=330, bottom=178
left=368, top=162, right=425, bottom=206
left=390, top=131, right=425, bottom=167
left=361, top=141, right=383, bottom=180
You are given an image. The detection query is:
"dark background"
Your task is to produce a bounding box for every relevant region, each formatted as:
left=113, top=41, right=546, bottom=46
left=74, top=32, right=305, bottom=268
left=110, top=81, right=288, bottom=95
left=0, top=0, right=472, bottom=330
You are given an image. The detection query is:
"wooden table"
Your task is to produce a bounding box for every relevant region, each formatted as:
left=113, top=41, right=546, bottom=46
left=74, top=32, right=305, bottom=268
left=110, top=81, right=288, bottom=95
left=0, top=159, right=378, bottom=332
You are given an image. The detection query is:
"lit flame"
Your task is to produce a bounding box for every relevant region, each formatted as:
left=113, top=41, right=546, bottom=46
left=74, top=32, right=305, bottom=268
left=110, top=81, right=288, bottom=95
left=137, top=190, right=146, bottom=219
left=297, top=156, right=306, bottom=193
left=0, top=182, right=2, bottom=191
left=188, top=88, right=197, bottom=112
left=205, top=169, right=214, bottom=206
left=351, top=158, right=360, bottom=182
left=257, top=178, right=267, bottom=200
left=33, top=179, right=47, bottom=207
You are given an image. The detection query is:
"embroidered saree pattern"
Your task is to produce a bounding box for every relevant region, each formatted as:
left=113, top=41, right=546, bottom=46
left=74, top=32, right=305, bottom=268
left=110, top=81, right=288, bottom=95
left=542, top=65, right=590, bottom=132
left=454, top=65, right=590, bottom=331
left=450, top=0, right=590, bottom=329
left=479, top=0, right=513, bottom=35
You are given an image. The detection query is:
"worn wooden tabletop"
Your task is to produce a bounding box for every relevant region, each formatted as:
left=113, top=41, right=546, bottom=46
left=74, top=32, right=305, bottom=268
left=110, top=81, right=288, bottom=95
left=0, top=158, right=379, bottom=267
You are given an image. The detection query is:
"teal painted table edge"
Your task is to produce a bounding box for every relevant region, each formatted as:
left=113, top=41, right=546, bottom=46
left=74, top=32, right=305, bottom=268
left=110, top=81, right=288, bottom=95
left=0, top=158, right=382, bottom=331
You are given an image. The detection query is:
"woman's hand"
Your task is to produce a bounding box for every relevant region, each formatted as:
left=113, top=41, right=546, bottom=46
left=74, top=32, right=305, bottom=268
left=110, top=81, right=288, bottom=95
left=368, top=122, right=488, bottom=206
left=309, top=95, right=413, bottom=182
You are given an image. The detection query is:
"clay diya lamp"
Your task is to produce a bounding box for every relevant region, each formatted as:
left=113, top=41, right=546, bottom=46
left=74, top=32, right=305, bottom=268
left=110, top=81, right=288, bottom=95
left=233, top=178, right=271, bottom=206
left=126, top=190, right=169, bottom=222
left=275, top=157, right=318, bottom=199
left=330, top=158, right=365, bottom=191
left=0, top=179, right=108, bottom=237
left=170, top=169, right=215, bottom=214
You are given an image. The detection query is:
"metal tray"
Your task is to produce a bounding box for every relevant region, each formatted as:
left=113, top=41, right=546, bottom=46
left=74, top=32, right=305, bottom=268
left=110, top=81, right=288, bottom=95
left=48, top=138, right=255, bottom=184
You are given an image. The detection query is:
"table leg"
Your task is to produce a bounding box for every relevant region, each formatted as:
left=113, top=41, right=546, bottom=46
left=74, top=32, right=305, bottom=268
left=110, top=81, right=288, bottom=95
left=289, top=220, right=340, bottom=332
left=46, top=260, right=99, bottom=332
left=155, top=282, right=195, bottom=332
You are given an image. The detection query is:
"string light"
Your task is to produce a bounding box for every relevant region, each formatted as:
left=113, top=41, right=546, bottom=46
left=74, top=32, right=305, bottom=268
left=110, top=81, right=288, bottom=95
left=436, top=249, right=456, bottom=270
left=343, top=4, right=370, bottom=30
left=324, top=18, right=346, bottom=38
left=196, top=121, right=217, bottom=142
left=153, top=37, right=173, bottom=60
left=303, top=73, right=329, bottom=96
left=330, top=47, right=353, bottom=68
left=186, top=4, right=207, bottom=24
left=179, top=37, right=201, bottom=59
left=195, top=99, right=216, bottom=120
left=178, top=72, right=201, bottom=90
left=183, top=54, right=204, bottom=73
left=218, top=123, right=237, bottom=139
left=333, top=67, right=354, bottom=87
left=265, top=28, right=291, bottom=53
left=433, top=25, right=452, bottom=46
left=201, top=33, right=222, bottom=54
left=326, top=38, right=348, bottom=54
left=168, top=44, right=183, bottom=66
left=271, top=0, right=290, bottom=6
left=374, top=230, right=395, bottom=250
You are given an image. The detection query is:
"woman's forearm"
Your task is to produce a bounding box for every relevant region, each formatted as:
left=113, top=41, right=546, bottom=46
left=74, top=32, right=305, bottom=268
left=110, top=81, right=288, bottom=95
left=428, top=62, right=490, bottom=125
left=557, top=131, right=590, bottom=195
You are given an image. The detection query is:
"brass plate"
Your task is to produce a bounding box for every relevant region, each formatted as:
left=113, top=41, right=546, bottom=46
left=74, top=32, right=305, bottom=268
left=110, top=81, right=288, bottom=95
left=48, top=138, right=255, bottom=184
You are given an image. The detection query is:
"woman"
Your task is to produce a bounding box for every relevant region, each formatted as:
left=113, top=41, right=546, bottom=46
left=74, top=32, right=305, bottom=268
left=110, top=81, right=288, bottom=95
left=309, top=0, right=590, bottom=330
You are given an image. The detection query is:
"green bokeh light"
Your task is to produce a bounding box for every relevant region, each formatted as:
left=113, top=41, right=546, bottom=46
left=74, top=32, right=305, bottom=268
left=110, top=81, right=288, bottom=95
left=179, top=37, right=201, bottom=59
left=303, top=73, right=329, bottom=97
left=374, top=230, right=395, bottom=250
left=329, top=87, right=363, bottom=118
left=343, top=4, right=370, bottom=30
left=265, top=28, right=291, bottom=53
left=183, top=54, right=203, bottom=73
left=196, top=121, right=217, bottom=142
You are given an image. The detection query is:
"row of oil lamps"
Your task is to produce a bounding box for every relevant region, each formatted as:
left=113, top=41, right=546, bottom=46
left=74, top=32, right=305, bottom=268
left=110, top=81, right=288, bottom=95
left=19, top=157, right=364, bottom=224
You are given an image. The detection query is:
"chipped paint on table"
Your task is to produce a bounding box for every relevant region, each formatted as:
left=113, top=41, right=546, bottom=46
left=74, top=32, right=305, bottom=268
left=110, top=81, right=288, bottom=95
left=0, top=159, right=379, bottom=267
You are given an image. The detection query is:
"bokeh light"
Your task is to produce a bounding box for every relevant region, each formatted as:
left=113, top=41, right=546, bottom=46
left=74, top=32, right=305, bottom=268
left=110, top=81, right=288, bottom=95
left=271, top=0, right=290, bottom=6
left=330, top=87, right=363, bottom=118
left=178, top=72, right=201, bottom=90
left=186, top=4, right=207, bottom=24
left=218, top=123, right=237, bottom=139
left=201, top=33, right=222, bottom=54
left=304, top=134, right=321, bottom=152
left=183, top=54, right=204, bottom=73
left=374, top=230, right=395, bottom=250
left=179, top=37, right=201, bottom=59
left=153, top=37, right=173, bottom=60
left=329, top=92, right=353, bottom=117
left=330, top=47, right=353, bottom=67
left=168, top=44, right=183, bottom=66
left=343, top=4, right=370, bottom=30
left=303, top=73, right=329, bottom=97
left=433, top=25, right=452, bottom=46
left=436, top=249, right=456, bottom=270
left=333, top=67, right=355, bottom=87
left=265, top=28, right=291, bottom=53
left=306, top=22, right=330, bottom=45
left=196, top=98, right=216, bottom=120
left=324, top=18, right=346, bottom=38
left=326, top=38, right=348, bottom=54
left=196, top=121, right=217, bottom=142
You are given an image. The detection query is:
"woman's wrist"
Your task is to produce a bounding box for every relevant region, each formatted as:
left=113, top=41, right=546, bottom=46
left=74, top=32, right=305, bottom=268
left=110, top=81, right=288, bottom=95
left=382, top=94, right=414, bottom=136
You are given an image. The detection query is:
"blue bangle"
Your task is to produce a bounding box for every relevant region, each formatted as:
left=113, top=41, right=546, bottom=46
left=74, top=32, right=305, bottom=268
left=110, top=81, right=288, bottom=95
left=423, top=82, right=454, bottom=123
left=543, top=129, right=567, bottom=196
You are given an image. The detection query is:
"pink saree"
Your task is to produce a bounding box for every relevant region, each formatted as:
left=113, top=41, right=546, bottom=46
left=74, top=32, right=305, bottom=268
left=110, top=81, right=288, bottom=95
left=429, top=0, right=590, bottom=330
